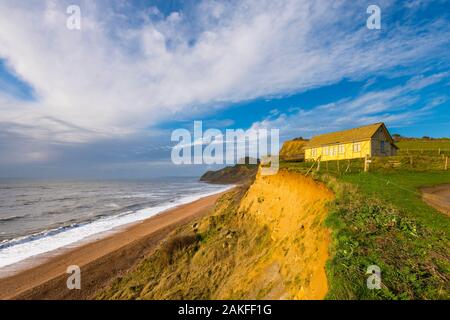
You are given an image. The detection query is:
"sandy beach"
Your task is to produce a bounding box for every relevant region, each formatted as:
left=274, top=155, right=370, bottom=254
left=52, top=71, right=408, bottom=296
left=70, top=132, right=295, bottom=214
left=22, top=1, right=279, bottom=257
left=0, top=191, right=226, bottom=300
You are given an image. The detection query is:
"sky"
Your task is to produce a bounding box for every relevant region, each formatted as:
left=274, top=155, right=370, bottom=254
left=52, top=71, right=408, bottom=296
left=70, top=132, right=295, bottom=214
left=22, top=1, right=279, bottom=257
left=0, top=0, right=449, bottom=179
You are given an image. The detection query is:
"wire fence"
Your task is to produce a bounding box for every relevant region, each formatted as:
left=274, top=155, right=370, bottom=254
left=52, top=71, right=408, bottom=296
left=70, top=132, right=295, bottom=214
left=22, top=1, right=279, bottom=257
left=280, top=151, right=450, bottom=207
left=399, top=148, right=450, bottom=157
left=281, top=150, right=449, bottom=175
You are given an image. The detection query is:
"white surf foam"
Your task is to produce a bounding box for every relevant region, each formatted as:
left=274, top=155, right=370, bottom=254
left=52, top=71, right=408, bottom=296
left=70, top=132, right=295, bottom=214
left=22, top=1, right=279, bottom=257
left=0, top=185, right=233, bottom=270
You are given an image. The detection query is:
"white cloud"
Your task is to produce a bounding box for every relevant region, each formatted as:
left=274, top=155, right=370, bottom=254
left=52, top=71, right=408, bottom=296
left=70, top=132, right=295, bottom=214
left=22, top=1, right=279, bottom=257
left=0, top=0, right=448, bottom=148
left=250, top=72, right=449, bottom=138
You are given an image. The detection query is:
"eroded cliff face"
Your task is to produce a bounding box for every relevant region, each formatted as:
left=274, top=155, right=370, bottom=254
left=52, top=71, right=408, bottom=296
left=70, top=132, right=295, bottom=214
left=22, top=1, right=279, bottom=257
left=223, top=170, right=333, bottom=299
left=98, top=170, right=333, bottom=300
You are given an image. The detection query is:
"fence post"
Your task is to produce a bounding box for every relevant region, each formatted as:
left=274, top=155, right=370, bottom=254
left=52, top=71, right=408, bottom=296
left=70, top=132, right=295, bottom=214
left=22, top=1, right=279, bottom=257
left=438, top=148, right=441, bottom=155
left=345, top=160, right=350, bottom=173
left=446, top=157, right=448, bottom=171
left=337, top=160, right=340, bottom=173
left=305, top=159, right=318, bottom=176
left=364, top=155, right=369, bottom=172
left=317, top=157, right=321, bottom=172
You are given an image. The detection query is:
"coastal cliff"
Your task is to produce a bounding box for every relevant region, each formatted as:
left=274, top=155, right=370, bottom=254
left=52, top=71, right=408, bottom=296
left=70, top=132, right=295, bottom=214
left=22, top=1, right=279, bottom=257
left=200, top=163, right=258, bottom=184
left=97, top=169, right=333, bottom=299
left=224, top=170, right=332, bottom=299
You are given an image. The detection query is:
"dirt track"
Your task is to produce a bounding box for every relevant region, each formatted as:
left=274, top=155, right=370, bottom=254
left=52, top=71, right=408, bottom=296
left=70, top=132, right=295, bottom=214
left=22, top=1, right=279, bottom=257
left=422, top=184, right=450, bottom=216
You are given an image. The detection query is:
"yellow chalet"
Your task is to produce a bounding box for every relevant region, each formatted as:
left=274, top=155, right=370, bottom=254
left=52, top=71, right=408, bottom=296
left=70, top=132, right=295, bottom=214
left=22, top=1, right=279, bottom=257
left=304, top=123, right=398, bottom=161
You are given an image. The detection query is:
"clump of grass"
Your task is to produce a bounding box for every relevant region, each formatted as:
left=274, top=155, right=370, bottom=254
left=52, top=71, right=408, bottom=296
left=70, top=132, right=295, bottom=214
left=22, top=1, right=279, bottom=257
left=160, top=234, right=200, bottom=265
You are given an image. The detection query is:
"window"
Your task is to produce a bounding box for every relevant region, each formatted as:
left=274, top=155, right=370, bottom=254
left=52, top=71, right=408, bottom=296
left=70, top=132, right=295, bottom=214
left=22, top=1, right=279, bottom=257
left=311, top=148, right=317, bottom=157
left=323, top=147, right=329, bottom=156
left=338, top=145, right=345, bottom=154
left=331, top=146, right=337, bottom=156
left=380, top=141, right=385, bottom=153
left=353, top=143, right=361, bottom=153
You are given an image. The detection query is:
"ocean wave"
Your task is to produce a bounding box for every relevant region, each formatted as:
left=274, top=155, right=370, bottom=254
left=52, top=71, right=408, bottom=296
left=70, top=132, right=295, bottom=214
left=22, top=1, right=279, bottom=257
left=0, top=223, right=81, bottom=251
left=0, top=185, right=234, bottom=269
left=45, top=210, right=64, bottom=215
left=105, top=203, right=120, bottom=208
left=0, top=215, right=23, bottom=223
left=19, top=200, right=41, bottom=206
left=47, top=196, right=84, bottom=202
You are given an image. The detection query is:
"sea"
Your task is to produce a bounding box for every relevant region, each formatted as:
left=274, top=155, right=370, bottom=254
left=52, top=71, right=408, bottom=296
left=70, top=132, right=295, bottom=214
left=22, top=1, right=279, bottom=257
left=0, top=178, right=232, bottom=270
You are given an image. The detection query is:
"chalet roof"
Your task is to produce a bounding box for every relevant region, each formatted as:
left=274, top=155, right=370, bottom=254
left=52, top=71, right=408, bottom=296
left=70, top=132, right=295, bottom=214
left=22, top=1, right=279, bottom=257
left=305, top=123, right=397, bottom=148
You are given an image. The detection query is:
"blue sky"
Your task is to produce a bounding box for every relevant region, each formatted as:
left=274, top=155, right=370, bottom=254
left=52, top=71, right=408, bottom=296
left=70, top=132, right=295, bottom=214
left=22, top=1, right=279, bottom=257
left=0, top=0, right=449, bottom=178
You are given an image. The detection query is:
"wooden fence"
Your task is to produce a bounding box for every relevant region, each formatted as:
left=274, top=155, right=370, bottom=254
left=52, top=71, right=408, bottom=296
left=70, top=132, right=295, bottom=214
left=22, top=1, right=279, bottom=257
left=400, top=148, right=450, bottom=156
left=286, top=150, right=449, bottom=176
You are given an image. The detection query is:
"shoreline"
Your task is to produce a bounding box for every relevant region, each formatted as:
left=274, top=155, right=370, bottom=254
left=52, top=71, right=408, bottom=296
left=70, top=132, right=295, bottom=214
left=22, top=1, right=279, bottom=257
left=0, top=185, right=234, bottom=270
left=0, top=190, right=229, bottom=300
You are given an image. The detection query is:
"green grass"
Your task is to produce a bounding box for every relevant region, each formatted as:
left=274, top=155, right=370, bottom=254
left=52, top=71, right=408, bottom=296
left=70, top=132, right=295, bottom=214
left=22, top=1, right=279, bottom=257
left=281, top=153, right=450, bottom=299
left=397, top=139, right=450, bottom=151
left=281, top=154, right=449, bottom=174
left=397, top=139, right=450, bottom=157
left=340, top=171, right=450, bottom=233
left=324, top=171, right=450, bottom=299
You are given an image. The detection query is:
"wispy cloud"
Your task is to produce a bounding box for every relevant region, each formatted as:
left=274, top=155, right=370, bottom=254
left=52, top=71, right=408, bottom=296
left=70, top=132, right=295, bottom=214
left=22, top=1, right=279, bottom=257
left=250, top=71, right=450, bottom=138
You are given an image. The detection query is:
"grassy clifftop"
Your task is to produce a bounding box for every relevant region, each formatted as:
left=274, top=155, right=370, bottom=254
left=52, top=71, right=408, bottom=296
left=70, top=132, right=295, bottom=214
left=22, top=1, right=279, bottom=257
left=279, top=137, right=450, bottom=299
left=324, top=172, right=450, bottom=299
left=279, top=138, right=308, bottom=161
left=281, top=155, right=450, bottom=298
left=97, top=171, right=332, bottom=299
